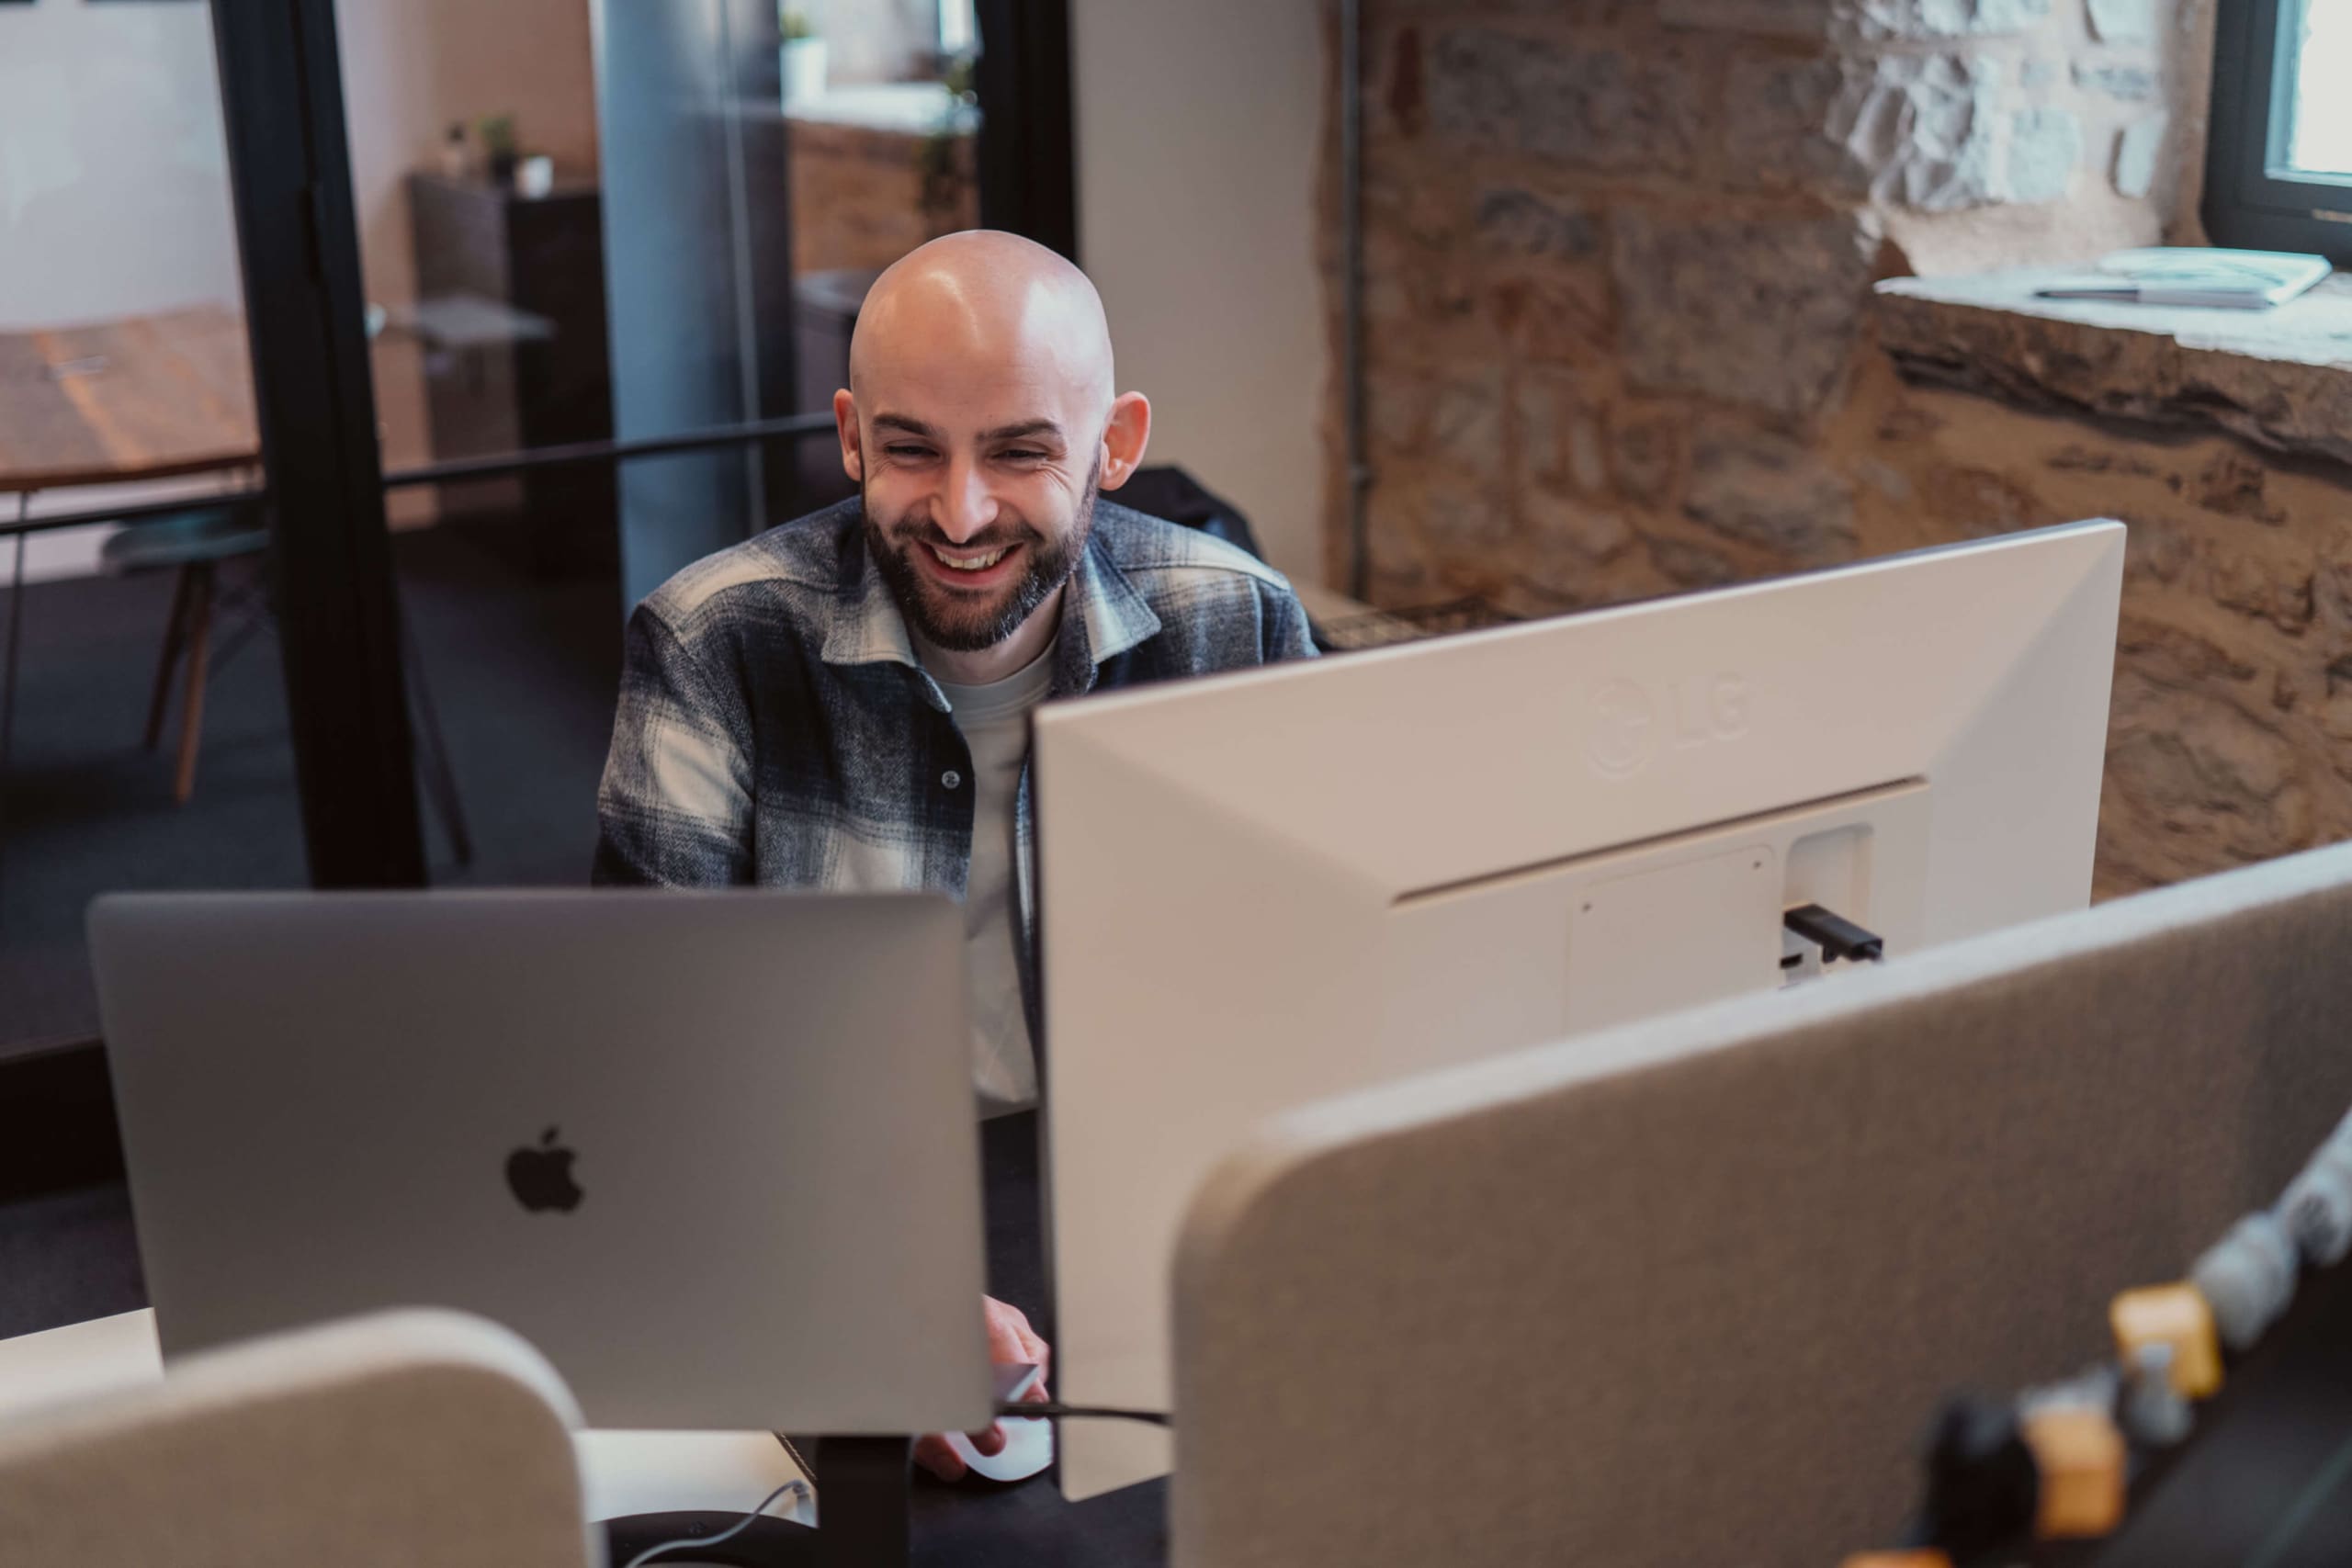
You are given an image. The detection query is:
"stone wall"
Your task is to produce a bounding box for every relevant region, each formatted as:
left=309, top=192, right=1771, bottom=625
left=788, top=119, right=978, bottom=276
left=1326, top=0, right=2352, bottom=897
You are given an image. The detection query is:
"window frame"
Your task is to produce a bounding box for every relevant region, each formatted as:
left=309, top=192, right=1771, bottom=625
left=2205, top=0, right=2352, bottom=261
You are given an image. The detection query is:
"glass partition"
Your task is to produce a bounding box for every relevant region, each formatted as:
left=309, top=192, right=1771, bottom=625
left=0, top=0, right=298, bottom=1058
left=332, top=0, right=986, bottom=885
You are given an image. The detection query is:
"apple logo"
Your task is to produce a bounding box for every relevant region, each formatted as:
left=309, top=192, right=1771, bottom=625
left=505, top=1126, right=583, bottom=1213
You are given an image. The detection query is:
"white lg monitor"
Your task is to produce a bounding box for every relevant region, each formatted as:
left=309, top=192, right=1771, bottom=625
left=1033, top=519, right=2127, bottom=1499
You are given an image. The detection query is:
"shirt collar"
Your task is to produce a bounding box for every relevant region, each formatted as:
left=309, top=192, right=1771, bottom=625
left=821, top=513, right=1162, bottom=700
left=1050, top=525, right=1161, bottom=696
left=820, top=525, right=923, bottom=671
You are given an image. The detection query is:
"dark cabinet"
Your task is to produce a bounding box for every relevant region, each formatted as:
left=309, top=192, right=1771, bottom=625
left=405, top=172, right=616, bottom=572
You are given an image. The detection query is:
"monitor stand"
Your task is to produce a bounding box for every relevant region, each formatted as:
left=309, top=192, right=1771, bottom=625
left=602, top=1436, right=911, bottom=1567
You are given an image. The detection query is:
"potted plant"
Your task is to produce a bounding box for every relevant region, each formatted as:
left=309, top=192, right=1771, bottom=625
left=476, top=114, right=519, bottom=187
left=780, top=7, right=825, bottom=107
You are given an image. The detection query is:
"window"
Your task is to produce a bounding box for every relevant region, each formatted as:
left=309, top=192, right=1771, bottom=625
left=941, top=0, right=977, bottom=55
left=2207, top=0, right=2352, bottom=259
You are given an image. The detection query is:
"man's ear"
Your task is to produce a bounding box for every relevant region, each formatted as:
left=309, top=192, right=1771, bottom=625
left=1095, top=391, right=1152, bottom=491
left=833, top=389, right=864, bottom=484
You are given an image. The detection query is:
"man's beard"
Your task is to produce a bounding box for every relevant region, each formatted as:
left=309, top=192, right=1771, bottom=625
left=863, top=460, right=1099, bottom=654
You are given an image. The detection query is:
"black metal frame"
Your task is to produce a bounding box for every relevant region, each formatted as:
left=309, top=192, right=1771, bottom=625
left=976, top=0, right=1079, bottom=261
left=0, top=488, right=271, bottom=543
left=209, top=0, right=425, bottom=886
left=0, top=415, right=837, bottom=542
left=2204, top=0, right=2352, bottom=261
left=383, top=413, right=838, bottom=492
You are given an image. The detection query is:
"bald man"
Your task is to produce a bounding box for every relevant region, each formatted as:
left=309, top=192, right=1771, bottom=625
left=592, top=231, right=1315, bottom=1474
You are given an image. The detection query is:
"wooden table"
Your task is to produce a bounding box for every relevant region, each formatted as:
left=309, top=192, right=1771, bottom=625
left=0, top=306, right=258, bottom=497
left=0, top=309, right=263, bottom=903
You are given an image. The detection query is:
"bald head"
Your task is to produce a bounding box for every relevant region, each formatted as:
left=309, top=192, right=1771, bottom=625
left=833, top=230, right=1152, bottom=671
left=851, top=230, right=1114, bottom=414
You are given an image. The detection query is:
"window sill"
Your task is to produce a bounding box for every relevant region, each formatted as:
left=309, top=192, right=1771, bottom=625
left=1871, top=271, right=2352, bottom=469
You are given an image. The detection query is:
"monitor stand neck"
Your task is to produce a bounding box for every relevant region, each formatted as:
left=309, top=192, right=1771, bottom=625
left=809, top=1435, right=913, bottom=1567
left=599, top=1434, right=912, bottom=1568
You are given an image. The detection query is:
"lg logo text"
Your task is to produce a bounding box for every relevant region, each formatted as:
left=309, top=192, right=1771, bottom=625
left=1587, top=674, right=1753, bottom=779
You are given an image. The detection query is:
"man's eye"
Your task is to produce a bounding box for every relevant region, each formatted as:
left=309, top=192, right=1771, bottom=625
left=1000, top=449, right=1046, bottom=463
left=885, top=445, right=934, bottom=459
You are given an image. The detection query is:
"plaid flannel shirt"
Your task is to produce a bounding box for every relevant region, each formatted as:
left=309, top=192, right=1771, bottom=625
left=592, top=494, right=1317, bottom=1043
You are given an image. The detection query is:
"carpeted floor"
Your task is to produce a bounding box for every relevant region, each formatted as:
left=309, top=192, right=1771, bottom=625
left=0, top=513, right=625, bottom=1055
left=0, top=1183, right=143, bottom=1340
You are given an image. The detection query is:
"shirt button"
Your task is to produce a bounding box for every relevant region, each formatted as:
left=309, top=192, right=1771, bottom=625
left=942, top=769, right=962, bottom=790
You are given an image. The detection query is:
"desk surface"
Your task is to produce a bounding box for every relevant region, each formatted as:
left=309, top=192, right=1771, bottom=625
left=0, top=308, right=259, bottom=494
left=0, top=1304, right=1165, bottom=1563
left=0, top=1116, right=1166, bottom=1565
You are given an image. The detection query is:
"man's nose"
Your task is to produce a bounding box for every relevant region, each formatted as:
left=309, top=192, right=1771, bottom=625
left=933, top=457, right=1000, bottom=543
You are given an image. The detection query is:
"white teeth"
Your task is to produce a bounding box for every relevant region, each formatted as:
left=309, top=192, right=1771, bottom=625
left=931, top=545, right=1009, bottom=571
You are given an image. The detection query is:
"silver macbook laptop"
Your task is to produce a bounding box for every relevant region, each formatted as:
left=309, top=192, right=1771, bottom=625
left=87, top=888, right=992, bottom=1437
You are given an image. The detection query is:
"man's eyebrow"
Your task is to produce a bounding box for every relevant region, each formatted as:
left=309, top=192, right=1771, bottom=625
left=871, top=412, right=943, bottom=439
left=981, top=419, right=1065, bottom=444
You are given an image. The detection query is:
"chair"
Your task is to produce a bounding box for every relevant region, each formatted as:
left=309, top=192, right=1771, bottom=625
left=100, top=505, right=471, bottom=861
left=1117, top=464, right=1269, bottom=564
left=101, top=508, right=270, bottom=804
left=0, top=1307, right=594, bottom=1568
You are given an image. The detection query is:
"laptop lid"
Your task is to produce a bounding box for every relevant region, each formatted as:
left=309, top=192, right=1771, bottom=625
left=88, top=888, right=991, bottom=1435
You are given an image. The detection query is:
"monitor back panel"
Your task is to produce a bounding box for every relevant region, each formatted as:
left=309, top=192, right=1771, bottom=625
left=1037, top=521, right=2126, bottom=1497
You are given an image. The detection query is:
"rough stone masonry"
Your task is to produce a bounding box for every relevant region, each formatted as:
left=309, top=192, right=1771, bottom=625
left=1325, top=0, right=2352, bottom=898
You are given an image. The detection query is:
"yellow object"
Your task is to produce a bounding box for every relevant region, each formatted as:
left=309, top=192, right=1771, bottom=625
left=2110, top=1282, right=2224, bottom=1397
left=1838, top=1553, right=1951, bottom=1568
left=2024, top=1405, right=2126, bottom=1539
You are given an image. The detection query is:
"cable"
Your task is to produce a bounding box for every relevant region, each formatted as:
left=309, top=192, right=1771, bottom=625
left=1001, top=1399, right=1173, bottom=1427
left=1781, top=904, right=1884, bottom=964
left=617, top=1405, right=1166, bottom=1566
left=616, top=1478, right=812, bottom=1568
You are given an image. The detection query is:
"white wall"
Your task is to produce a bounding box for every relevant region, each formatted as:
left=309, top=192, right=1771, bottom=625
left=0, top=2, right=242, bottom=581
left=0, top=0, right=242, bottom=329
left=808, top=0, right=938, bottom=85
left=1071, top=0, right=1327, bottom=588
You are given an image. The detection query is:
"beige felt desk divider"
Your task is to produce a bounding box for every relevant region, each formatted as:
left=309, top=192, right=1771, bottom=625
left=0, top=1308, right=594, bottom=1568
left=1172, top=840, right=2352, bottom=1568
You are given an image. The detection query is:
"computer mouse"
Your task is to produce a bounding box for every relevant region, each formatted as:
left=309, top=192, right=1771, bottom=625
left=943, top=1414, right=1053, bottom=1483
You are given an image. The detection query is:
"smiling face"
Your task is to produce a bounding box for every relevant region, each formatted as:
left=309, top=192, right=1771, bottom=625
left=835, top=231, right=1150, bottom=658
left=855, top=395, right=1104, bottom=654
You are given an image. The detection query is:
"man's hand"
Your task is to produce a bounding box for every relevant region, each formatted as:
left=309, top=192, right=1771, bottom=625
left=912, top=1295, right=1052, bottom=1482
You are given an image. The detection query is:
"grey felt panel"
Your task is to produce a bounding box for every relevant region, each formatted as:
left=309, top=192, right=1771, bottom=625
left=1174, top=841, right=2352, bottom=1568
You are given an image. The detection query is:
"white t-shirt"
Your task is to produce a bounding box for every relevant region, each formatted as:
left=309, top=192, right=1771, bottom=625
left=923, top=637, right=1057, bottom=1117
